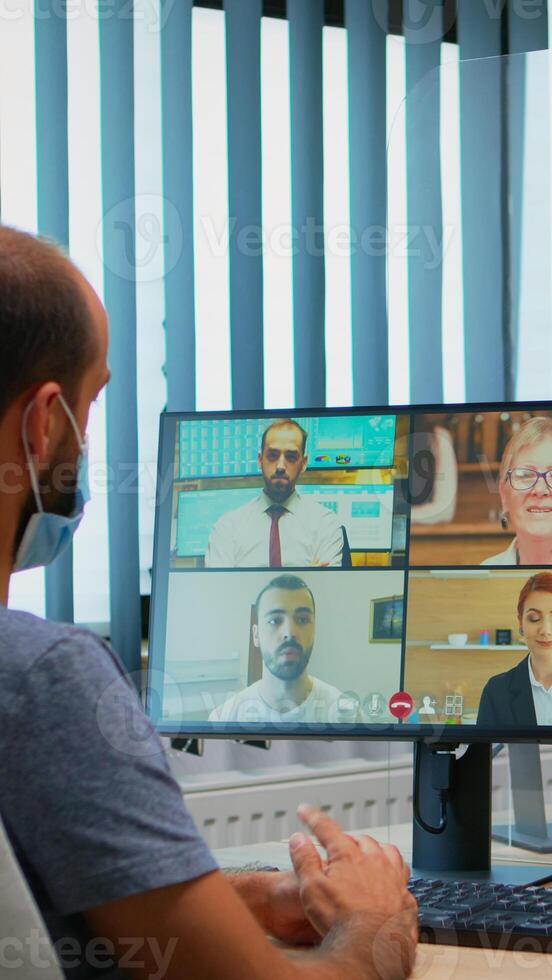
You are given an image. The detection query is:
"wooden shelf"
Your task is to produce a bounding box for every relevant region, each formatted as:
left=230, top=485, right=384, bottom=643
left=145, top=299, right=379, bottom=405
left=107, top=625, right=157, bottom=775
left=458, top=462, right=500, bottom=473
left=410, top=522, right=508, bottom=537
left=429, top=643, right=526, bottom=651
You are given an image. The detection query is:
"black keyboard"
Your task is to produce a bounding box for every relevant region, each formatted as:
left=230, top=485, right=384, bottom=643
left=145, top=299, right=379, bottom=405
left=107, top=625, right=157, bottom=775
left=410, top=877, right=552, bottom=950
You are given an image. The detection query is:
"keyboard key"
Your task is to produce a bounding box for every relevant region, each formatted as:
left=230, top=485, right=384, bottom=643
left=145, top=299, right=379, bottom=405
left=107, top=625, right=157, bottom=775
left=513, top=920, right=552, bottom=935
left=419, top=911, right=457, bottom=928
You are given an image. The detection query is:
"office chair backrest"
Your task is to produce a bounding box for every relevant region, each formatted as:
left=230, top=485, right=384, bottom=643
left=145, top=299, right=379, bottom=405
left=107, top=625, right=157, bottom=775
left=0, top=816, right=62, bottom=979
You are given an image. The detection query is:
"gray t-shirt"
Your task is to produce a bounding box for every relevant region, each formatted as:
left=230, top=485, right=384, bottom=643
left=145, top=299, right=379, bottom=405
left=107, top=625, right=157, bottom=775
left=0, top=606, right=217, bottom=978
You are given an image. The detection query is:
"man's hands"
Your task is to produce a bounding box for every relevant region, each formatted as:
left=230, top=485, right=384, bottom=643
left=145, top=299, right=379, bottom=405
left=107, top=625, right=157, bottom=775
left=289, top=804, right=416, bottom=935
left=227, top=869, right=320, bottom=946
left=262, top=871, right=322, bottom=945
left=84, top=805, right=417, bottom=980
left=289, top=804, right=418, bottom=978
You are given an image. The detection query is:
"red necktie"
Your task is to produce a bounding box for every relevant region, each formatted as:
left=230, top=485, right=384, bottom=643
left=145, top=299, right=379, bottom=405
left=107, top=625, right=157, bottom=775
left=267, top=505, right=285, bottom=567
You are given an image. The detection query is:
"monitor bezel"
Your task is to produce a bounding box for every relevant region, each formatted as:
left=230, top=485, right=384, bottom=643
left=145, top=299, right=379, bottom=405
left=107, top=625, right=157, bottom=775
left=148, top=397, right=552, bottom=744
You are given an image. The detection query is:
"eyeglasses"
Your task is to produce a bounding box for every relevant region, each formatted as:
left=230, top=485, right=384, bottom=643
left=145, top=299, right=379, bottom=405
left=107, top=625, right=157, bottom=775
left=507, top=467, right=552, bottom=491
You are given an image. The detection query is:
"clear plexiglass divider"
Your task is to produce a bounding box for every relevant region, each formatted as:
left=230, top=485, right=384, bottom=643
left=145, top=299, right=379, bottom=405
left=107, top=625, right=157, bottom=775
left=386, top=48, right=552, bottom=872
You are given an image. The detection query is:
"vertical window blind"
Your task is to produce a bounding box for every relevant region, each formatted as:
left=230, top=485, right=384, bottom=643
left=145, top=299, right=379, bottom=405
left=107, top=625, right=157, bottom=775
left=0, top=0, right=549, bottom=674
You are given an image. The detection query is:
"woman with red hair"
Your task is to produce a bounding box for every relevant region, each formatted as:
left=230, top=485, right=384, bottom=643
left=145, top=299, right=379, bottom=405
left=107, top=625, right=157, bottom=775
left=478, top=572, right=552, bottom=727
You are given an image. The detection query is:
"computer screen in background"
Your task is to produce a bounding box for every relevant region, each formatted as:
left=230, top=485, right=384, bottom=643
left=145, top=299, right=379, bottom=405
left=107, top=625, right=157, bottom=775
left=173, top=483, right=396, bottom=558
left=147, top=402, right=552, bottom=882
left=177, top=414, right=396, bottom=479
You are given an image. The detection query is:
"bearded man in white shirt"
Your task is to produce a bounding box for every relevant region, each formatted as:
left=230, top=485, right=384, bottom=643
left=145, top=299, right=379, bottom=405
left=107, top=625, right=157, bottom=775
left=205, top=418, right=344, bottom=567
left=209, top=575, right=358, bottom=724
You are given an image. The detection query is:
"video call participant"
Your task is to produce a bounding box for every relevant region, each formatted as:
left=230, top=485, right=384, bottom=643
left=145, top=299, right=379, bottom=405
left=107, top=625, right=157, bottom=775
left=482, top=416, right=552, bottom=565
left=478, top=573, right=552, bottom=727
left=210, top=575, right=355, bottom=723
left=0, top=227, right=416, bottom=980
left=205, top=419, right=344, bottom=567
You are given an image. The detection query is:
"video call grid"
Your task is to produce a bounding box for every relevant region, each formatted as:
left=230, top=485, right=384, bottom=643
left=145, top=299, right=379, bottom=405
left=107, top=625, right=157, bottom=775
left=148, top=404, right=552, bottom=732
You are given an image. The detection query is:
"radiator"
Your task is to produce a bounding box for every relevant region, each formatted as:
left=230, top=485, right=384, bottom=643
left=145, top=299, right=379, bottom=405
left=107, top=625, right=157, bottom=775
left=175, top=748, right=552, bottom=849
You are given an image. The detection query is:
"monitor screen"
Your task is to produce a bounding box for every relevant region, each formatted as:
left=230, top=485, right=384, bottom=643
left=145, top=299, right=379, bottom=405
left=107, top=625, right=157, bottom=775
left=177, top=414, right=396, bottom=479
left=147, top=402, right=552, bottom=741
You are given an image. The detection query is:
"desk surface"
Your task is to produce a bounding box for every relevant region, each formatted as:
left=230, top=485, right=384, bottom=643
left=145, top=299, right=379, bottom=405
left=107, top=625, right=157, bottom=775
left=213, top=823, right=552, bottom=978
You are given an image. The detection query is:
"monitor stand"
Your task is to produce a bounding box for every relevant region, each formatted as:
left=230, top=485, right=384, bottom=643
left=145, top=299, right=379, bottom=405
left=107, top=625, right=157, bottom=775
left=412, top=743, right=552, bottom=886
left=493, top=743, right=552, bottom=853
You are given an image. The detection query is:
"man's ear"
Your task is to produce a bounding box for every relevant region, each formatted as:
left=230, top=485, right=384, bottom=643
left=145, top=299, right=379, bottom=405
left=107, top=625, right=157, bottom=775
left=22, top=383, right=62, bottom=462
left=257, top=450, right=263, bottom=471
left=252, top=623, right=260, bottom=649
left=301, top=455, right=308, bottom=475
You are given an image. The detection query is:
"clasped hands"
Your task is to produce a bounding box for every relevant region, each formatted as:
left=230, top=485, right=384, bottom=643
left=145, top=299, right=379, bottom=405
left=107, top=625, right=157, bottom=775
left=258, top=804, right=417, bottom=961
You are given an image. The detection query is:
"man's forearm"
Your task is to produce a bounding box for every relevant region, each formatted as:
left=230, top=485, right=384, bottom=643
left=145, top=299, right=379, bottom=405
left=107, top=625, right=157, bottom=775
left=285, top=915, right=415, bottom=980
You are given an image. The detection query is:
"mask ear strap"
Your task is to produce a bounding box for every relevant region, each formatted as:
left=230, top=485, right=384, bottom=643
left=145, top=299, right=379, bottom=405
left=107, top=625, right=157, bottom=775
left=21, top=401, right=44, bottom=513
left=58, top=393, right=86, bottom=452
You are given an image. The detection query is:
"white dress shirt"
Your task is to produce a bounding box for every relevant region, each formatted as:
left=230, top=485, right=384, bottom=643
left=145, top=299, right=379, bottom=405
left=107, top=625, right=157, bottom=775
left=528, top=657, right=552, bottom=726
left=209, top=677, right=351, bottom=724
left=204, top=490, right=343, bottom=567
left=480, top=538, right=518, bottom=566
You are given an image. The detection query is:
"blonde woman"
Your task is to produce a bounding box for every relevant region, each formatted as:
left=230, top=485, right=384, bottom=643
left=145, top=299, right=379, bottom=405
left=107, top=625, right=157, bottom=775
left=482, top=416, right=552, bottom=565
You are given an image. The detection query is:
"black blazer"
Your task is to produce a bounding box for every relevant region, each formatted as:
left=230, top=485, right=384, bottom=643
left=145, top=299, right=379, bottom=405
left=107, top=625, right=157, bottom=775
left=477, top=655, right=537, bottom=728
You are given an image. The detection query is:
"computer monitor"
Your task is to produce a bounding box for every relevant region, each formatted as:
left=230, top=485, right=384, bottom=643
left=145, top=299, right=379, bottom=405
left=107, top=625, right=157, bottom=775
left=147, top=402, right=552, bottom=883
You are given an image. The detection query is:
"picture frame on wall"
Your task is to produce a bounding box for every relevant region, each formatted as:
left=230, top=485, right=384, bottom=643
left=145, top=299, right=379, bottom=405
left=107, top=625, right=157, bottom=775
left=369, top=595, right=404, bottom=642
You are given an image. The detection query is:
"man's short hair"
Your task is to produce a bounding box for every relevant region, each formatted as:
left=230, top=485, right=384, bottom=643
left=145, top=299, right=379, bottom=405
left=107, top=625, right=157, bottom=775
left=261, top=419, right=308, bottom=455
left=0, top=226, right=97, bottom=418
left=255, top=574, right=316, bottom=619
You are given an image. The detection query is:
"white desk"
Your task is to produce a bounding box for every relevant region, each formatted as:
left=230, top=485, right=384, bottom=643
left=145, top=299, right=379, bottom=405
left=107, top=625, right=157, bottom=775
left=214, top=823, right=552, bottom=978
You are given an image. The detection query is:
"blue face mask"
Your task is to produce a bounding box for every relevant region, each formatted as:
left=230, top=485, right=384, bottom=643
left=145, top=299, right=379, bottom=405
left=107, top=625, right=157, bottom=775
left=13, top=395, right=90, bottom=572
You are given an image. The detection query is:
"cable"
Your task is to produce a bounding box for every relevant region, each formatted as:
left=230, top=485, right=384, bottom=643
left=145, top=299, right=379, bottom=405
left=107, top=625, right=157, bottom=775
left=413, top=744, right=454, bottom=836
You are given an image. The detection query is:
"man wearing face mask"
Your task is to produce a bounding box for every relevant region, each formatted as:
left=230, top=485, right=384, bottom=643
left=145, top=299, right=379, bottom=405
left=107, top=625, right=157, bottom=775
left=0, top=227, right=416, bottom=980
left=14, top=393, right=89, bottom=570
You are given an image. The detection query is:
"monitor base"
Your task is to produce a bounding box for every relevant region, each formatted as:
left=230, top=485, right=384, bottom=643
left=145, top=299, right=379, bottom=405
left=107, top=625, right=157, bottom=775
left=412, top=743, right=552, bottom=885
left=411, top=862, right=552, bottom=886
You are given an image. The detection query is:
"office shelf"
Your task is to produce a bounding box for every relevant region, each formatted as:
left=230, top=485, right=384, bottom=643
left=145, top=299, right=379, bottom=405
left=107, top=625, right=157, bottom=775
left=429, top=643, right=526, bottom=651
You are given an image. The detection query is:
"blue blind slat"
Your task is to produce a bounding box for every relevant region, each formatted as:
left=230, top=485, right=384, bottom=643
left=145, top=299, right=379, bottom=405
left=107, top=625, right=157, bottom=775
left=457, top=7, right=504, bottom=402
left=346, top=0, right=388, bottom=406
left=508, top=0, right=548, bottom=54
left=35, top=4, right=74, bottom=624
left=404, top=0, right=443, bottom=404
left=507, top=2, right=549, bottom=398
left=288, top=0, right=325, bottom=409
left=161, top=0, right=196, bottom=412
left=225, top=0, right=264, bottom=410
left=99, top=13, right=141, bottom=676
